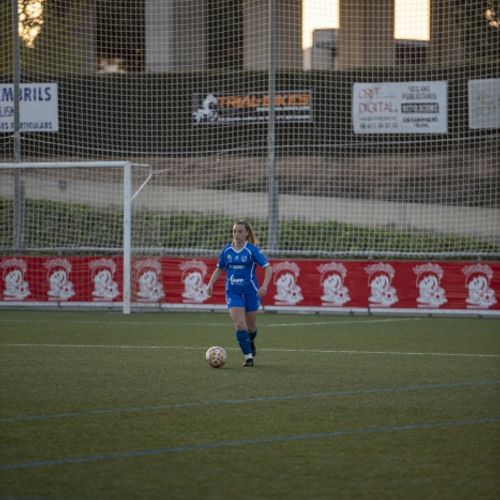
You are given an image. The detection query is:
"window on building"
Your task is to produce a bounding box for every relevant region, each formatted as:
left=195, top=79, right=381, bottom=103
left=207, top=0, right=243, bottom=70
left=302, top=0, right=339, bottom=69
left=396, top=40, right=428, bottom=65
left=302, top=0, right=339, bottom=49
left=394, top=0, right=429, bottom=66
left=394, top=0, right=430, bottom=41
left=96, top=1, right=145, bottom=73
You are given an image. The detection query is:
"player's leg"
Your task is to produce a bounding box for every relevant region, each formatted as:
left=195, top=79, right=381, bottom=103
left=228, top=299, right=253, bottom=366
left=246, top=310, right=258, bottom=356
left=245, top=291, right=260, bottom=358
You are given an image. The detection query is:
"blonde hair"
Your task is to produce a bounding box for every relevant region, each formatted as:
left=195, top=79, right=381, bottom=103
left=234, top=219, right=259, bottom=245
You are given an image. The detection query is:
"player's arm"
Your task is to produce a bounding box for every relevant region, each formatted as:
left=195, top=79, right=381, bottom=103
left=258, top=264, right=272, bottom=296
left=207, top=267, right=222, bottom=297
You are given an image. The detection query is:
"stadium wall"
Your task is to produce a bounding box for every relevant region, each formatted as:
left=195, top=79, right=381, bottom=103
left=0, top=66, right=498, bottom=158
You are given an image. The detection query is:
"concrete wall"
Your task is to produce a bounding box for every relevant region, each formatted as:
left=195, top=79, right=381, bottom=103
left=145, top=0, right=207, bottom=72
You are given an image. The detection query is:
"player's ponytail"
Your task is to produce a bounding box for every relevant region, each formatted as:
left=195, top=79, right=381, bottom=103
left=235, top=219, right=259, bottom=245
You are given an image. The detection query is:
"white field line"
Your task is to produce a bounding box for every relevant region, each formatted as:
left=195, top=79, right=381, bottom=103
left=0, top=317, right=422, bottom=328
left=266, top=318, right=423, bottom=327
left=1, top=343, right=499, bottom=358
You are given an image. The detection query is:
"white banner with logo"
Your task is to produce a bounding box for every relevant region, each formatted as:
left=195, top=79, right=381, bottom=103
left=0, top=83, right=59, bottom=133
left=353, top=81, right=447, bottom=134
left=468, top=78, right=500, bottom=130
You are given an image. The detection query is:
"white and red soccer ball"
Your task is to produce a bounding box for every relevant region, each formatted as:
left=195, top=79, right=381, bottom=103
left=205, top=346, right=227, bottom=368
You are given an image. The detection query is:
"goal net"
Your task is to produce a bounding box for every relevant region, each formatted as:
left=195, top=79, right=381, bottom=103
left=0, top=161, right=153, bottom=313
left=0, top=0, right=499, bottom=262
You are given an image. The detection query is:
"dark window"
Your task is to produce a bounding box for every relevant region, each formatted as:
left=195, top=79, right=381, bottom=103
left=96, top=1, right=145, bottom=73
left=207, top=0, right=243, bottom=70
left=396, top=41, right=428, bottom=65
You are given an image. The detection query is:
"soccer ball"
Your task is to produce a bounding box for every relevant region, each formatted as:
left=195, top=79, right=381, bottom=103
left=205, top=346, right=227, bottom=368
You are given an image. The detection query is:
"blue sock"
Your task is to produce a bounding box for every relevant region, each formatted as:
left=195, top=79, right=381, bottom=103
left=236, top=330, right=252, bottom=356
left=248, top=329, right=257, bottom=341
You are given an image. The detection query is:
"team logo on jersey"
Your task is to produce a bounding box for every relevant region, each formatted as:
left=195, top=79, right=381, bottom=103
left=1, top=258, right=31, bottom=301
left=463, top=264, right=497, bottom=309
left=134, top=259, right=165, bottom=302
left=90, top=258, right=119, bottom=301
left=272, top=261, right=303, bottom=305
left=365, top=263, right=398, bottom=307
left=179, top=260, right=209, bottom=303
left=45, top=258, right=75, bottom=301
left=318, top=262, right=350, bottom=306
left=413, top=263, right=447, bottom=308
left=229, top=275, right=245, bottom=286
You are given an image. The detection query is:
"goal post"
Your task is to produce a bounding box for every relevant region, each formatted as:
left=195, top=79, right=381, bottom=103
left=0, top=161, right=143, bottom=314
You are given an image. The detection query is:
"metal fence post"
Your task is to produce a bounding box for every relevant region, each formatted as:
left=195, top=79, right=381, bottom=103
left=267, top=0, right=278, bottom=252
left=12, top=0, right=25, bottom=251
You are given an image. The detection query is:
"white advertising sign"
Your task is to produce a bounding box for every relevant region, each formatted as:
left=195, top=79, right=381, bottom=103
left=468, top=78, right=500, bottom=130
left=353, top=81, right=447, bottom=134
left=0, top=83, right=59, bottom=132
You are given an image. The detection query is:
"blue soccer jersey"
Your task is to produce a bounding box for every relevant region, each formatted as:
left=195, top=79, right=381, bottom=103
left=217, top=242, right=270, bottom=293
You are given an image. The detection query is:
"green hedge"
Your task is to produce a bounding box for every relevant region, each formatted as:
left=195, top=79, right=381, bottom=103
left=1, top=198, right=498, bottom=258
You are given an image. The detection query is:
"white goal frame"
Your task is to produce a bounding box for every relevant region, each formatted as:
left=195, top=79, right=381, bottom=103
left=0, top=161, right=143, bottom=314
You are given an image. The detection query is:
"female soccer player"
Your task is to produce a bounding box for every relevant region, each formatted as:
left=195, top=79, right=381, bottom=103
left=206, top=219, right=273, bottom=366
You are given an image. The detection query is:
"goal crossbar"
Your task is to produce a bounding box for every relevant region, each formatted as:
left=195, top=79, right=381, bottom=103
left=0, top=161, right=133, bottom=170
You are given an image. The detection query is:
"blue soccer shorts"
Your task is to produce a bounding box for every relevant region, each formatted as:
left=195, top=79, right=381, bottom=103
left=226, top=288, right=261, bottom=312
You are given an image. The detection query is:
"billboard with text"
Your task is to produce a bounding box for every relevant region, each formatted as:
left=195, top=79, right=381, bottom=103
left=353, top=81, right=447, bottom=134
left=0, top=83, right=59, bottom=132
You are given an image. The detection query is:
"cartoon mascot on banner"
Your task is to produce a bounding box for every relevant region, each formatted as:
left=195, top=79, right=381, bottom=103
left=1, top=258, right=31, bottom=301
left=134, top=259, right=165, bottom=303
left=463, top=264, right=497, bottom=309
left=318, top=262, right=351, bottom=306
left=45, top=258, right=75, bottom=301
left=365, top=262, right=399, bottom=307
left=272, top=261, right=304, bottom=306
left=413, top=263, right=447, bottom=308
left=90, top=258, right=120, bottom=301
left=179, top=260, right=209, bottom=303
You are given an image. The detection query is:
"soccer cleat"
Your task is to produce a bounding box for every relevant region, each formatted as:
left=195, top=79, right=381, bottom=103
left=250, top=340, right=257, bottom=357
left=242, top=358, right=254, bottom=367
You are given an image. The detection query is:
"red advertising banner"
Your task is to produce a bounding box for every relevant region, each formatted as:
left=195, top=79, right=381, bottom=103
left=1, top=256, right=499, bottom=314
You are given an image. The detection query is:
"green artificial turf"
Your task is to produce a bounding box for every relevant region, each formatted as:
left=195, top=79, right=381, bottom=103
left=0, top=310, right=499, bottom=499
